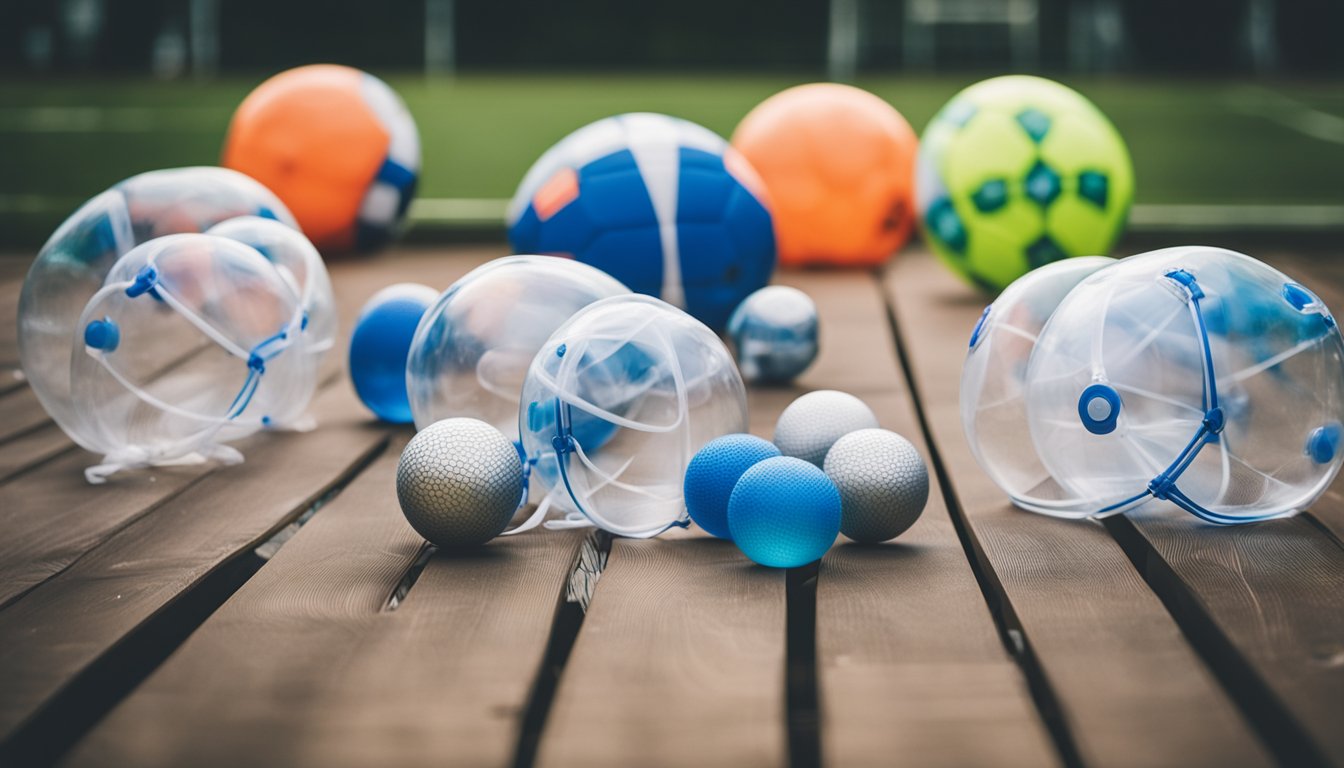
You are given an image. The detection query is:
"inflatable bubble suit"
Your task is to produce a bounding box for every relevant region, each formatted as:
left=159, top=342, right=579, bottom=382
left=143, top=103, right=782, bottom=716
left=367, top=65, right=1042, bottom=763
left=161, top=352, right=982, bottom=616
left=961, top=256, right=1116, bottom=516
left=406, top=255, right=629, bottom=436
left=18, top=166, right=300, bottom=476
left=33, top=234, right=314, bottom=483
left=1018, top=246, right=1344, bottom=524
left=520, top=294, right=747, bottom=537
left=206, top=216, right=337, bottom=428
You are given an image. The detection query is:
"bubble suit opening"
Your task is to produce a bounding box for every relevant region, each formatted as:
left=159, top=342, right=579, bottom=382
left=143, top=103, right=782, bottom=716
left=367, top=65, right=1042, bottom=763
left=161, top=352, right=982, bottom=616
left=519, top=295, right=748, bottom=537
left=407, top=255, right=629, bottom=436
left=19, top=167, right=298, bottom=454
left=69, top=234, right=315, bottom=482
left=1025, top=246, right=1344, bottom=524
left=960, top=256, right=1116, bottom=517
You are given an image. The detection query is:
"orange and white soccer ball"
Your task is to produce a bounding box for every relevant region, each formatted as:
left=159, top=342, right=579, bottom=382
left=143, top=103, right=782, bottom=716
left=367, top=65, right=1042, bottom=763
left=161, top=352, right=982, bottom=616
left=223, top=64, right=420, bottom=254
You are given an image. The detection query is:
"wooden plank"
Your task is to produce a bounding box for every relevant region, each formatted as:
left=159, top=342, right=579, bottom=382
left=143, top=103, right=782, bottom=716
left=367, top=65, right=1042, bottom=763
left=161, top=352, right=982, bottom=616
left=0, top=422, right=74, bottom=483
left=0, top=382, right=391, bottom=757
left=885, top=252, right=1274, bottom=767
left=66, top=432, right=589, bottom=768
left=0, top=384, right=52, bottom=444
left=0, top=277, right=21, bottom=375
left=771, top=271, right=1057, bottom=767
left=537, top=530, right=788, bottom=768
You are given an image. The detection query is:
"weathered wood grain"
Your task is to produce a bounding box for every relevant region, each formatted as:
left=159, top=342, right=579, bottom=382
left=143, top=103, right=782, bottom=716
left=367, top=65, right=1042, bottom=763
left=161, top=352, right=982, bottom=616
left=66, top=429, right=589, bottom=768
left=884, top=252, right=1275, bottom=768
left=536, top=532, right=788, bottom=768
left=780, top=271, right=1057, bottom=768
left=0, top=422, right=75, bottom=483
left=0, top=383, right=390, bottom=754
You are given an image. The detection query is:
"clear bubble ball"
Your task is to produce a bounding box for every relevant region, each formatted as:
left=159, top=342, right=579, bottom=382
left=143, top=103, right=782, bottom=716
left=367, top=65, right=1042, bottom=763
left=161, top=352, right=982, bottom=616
left=1026, top=246, right=1344, bottom=523
left=406, top=255, right=629, bottom=437
left=68, top=234, right=314, bottom=481
left=18, top=167, right=297, bottom=453
left=727, top=285, right=819, bottom=384
left=960, top=256, right=1115, bottom=516
left=519, top=294, right=748, bottom=537
left=206, top=216, right=336, bottom=429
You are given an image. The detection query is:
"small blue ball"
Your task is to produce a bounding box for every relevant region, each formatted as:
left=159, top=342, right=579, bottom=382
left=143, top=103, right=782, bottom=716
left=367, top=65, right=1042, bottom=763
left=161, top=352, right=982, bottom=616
left=727, top=285, right=819, bottom=384
left=728, top=456, right=841, bottom=568
left=684, top=434, right=781, bottom=539
left=349, top=283, right=439, bottom=423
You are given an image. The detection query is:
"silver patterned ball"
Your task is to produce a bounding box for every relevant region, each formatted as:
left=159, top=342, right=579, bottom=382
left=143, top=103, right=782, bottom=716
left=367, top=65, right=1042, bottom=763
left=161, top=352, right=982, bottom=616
left=728, top=286, right=819, bottom=384
left=773, top=390, right=879, bottom=467
left=824, top=428, right=928, bottom=543
left=396, top=417, right=524, bottom=547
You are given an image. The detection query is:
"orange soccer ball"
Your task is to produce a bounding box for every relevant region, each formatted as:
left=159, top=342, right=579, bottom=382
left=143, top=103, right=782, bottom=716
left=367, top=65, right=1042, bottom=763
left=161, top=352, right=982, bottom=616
left=222, top=64, right=420, bottom=254
left=731, top=83, right=918, bottom=268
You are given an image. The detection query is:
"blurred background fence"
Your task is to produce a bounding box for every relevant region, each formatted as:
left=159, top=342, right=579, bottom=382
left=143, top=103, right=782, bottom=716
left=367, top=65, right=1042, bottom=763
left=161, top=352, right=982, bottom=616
left=0, top=0, right=1340, bottom=249
left=3, top=0, right=1340, bottom=78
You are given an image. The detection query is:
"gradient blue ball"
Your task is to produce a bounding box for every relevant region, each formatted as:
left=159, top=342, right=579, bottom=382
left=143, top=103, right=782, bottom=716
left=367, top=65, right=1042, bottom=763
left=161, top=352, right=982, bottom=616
left=684, top=433, right=781, bottom=539
left=349, top=283, right=439, bottom=423
left=728, top=456, right=841, bottom=568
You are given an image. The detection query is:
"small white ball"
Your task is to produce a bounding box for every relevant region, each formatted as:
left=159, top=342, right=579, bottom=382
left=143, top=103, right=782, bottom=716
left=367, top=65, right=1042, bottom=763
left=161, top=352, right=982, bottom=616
left=396, top=417, right=523, bottom=547
left=773, top=390, right=879, bottom=467
left=824, top=428, right=929, bottom=543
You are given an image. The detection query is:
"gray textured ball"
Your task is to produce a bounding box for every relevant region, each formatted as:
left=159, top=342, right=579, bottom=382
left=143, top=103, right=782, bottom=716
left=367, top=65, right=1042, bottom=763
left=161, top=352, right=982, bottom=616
left=773, top=390, right=879, bottom=467
left=824, top=428, right=928, bottom=542
left=396, top=418, right=523, bottom=547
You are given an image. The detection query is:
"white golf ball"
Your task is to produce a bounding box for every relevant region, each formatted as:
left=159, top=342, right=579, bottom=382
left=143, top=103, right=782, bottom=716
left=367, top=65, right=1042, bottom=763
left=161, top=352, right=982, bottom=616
left=396, top=417, right=523, bottom=547
left=773, top=390, right=879, bottom=467
left=824, top=428, right=929, bottom=542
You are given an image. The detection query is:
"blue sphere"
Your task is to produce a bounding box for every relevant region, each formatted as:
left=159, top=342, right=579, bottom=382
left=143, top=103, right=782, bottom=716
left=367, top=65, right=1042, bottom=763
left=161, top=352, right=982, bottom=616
left=506, top=113, right=776, bottom=331
left=729, top=456, right=841, bottom=568
left=349, top=283, right=438, bottom=423
left=684, top=433, right=781, bottom=539
left=728, top=286, right=819, bottom=384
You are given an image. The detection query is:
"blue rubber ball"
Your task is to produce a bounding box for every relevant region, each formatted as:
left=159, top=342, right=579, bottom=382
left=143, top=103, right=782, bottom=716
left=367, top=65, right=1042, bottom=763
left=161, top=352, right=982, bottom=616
left=349, top=283, right=439, bottom=423
left=684, top=433, right=781, bottom=539
left=729, top=456, right=841, bottom=568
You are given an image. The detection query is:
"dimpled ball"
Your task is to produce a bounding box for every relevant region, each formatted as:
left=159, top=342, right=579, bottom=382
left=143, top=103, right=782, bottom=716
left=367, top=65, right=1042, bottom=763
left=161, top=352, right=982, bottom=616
left=684, top=434, right=782, bottom=539
left=350, top=283, right=439, bottom=423
left=729, top=456, right=841, bottom=568
left=774, top=390, right=879, bottom=467
left=728, top=286, right=819, bottom=384
left=396, top=418, right=524, bottom=547
left=824, top=428, right=929, bottom=542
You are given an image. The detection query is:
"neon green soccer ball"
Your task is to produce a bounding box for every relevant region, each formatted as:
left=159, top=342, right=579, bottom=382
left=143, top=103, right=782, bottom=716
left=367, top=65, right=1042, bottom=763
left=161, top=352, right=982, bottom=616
left=916, top=75, right=1134, bottom=292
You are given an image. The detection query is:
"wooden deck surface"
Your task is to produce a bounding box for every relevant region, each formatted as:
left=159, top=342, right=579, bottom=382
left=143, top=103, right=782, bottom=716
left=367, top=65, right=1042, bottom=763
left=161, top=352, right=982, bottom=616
left=0, top=245, right=1341, bottom=767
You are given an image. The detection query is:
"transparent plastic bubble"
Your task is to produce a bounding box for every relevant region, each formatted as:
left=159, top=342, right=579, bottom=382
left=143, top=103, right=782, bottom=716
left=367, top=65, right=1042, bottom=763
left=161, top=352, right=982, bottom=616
left=206, top=215, right=338, bottom=417
left=407, top=255, right=629, bottom=436
left=960, top=256, right=1116, bottom=516
left=519, top=295, right=748, bottom=537
left=1025, top=246, right=1344, bottom=523
left=68, top=234, right=314, bottom=482
left=18, top=167, right=297, bottom=452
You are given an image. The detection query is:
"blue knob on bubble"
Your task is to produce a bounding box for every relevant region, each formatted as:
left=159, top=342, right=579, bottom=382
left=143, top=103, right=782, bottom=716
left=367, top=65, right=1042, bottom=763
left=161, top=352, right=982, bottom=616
left=729, top=456, right=841, bottom=568
left=349, top=283, right=439, bottom=423
left=684, top=434, right=781, bottom=539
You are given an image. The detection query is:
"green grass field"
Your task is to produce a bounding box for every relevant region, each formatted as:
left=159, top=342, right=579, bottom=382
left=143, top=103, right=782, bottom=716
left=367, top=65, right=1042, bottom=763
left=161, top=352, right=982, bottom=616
left=1, top=73, right=1341, bottom=247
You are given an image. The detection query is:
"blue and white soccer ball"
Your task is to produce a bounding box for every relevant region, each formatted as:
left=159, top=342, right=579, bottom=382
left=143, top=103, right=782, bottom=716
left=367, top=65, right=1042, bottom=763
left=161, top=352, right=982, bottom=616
left=506, top=113, right=776, bottom=331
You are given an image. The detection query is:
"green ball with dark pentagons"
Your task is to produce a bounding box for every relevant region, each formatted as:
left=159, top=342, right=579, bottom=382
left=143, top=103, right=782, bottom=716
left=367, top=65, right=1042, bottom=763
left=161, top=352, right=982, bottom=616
left=915, top=75, right=1134, bottom=293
